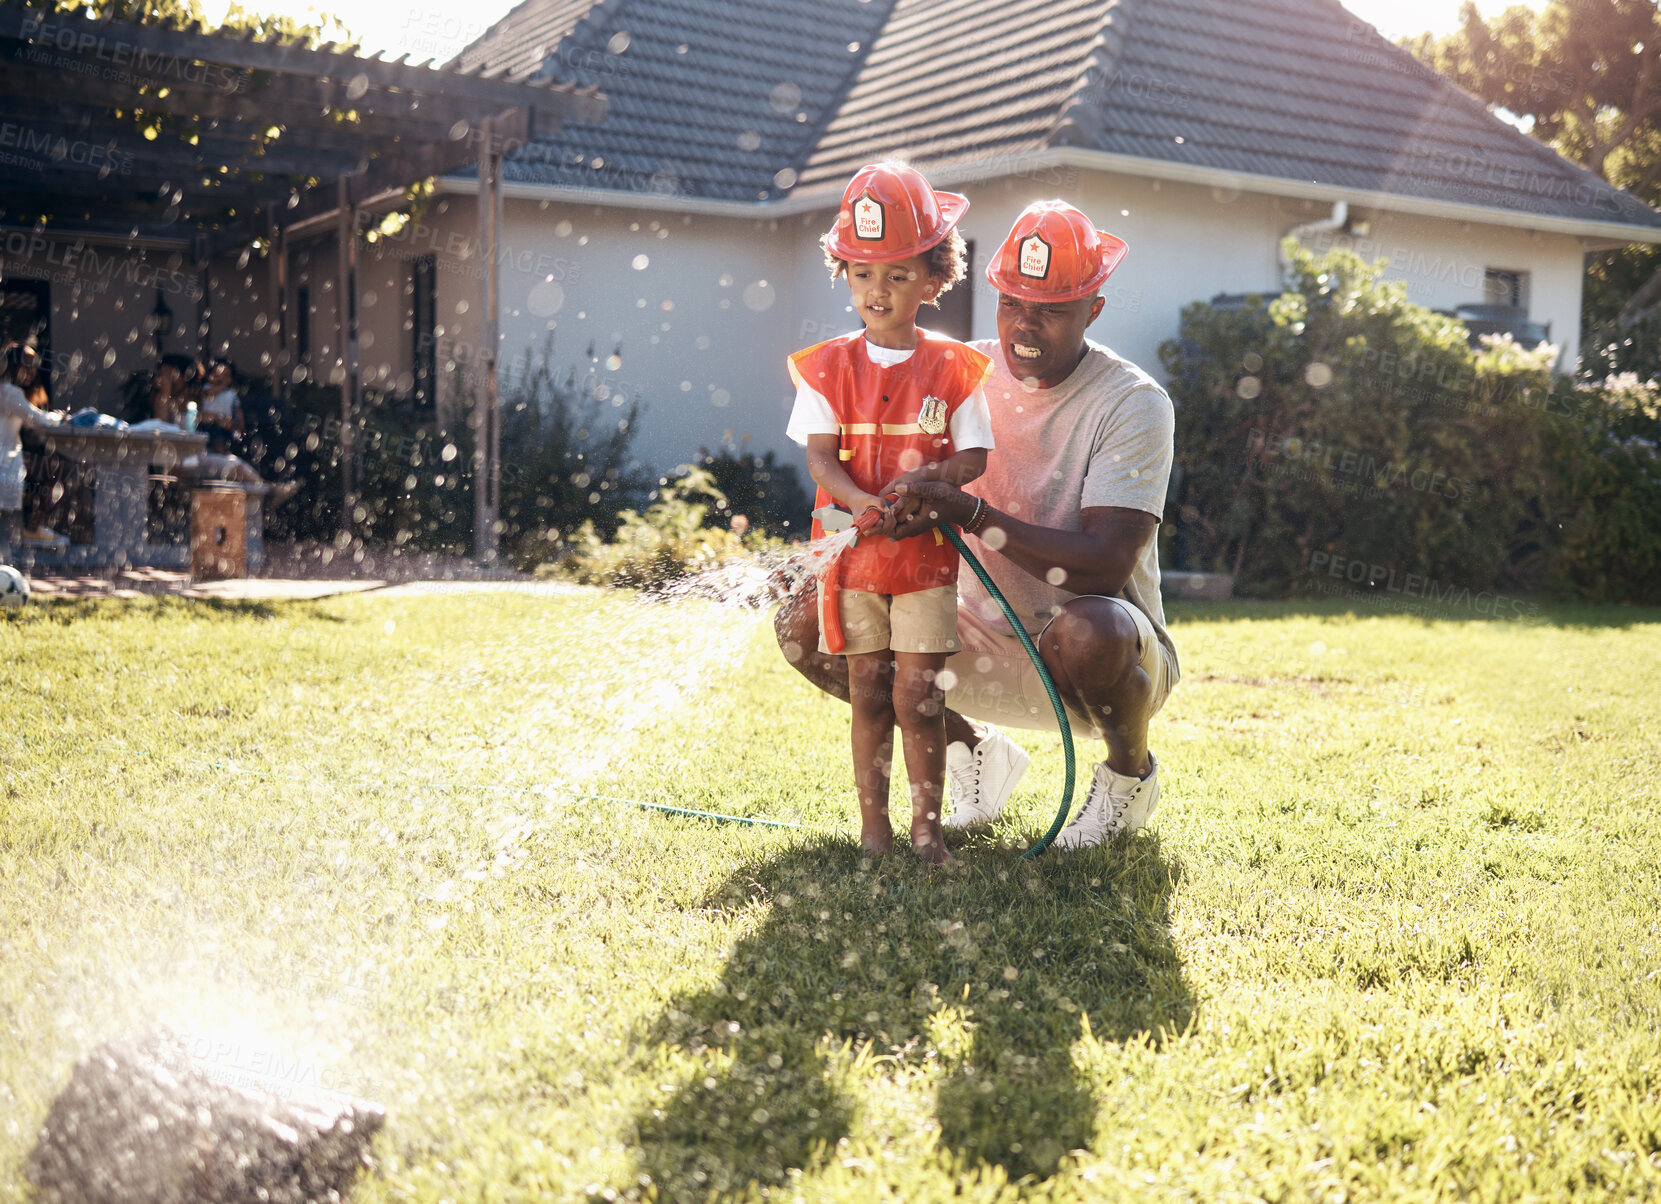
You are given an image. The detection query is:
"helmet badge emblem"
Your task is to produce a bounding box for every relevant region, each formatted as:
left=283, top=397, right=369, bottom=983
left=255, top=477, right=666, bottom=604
left=1018, top=233, right=1052, bottom=279
left=853, top=193, right=885, bottom=241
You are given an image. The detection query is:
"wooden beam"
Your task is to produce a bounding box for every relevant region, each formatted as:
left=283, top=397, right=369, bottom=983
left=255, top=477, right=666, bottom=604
left=0, top=92, right=423, bottom=160
left=473, top=120, right=502, bottom=566
left=0, top=62, right=497, bottom=144
left=0, top=170, right=284, bottom=215
left=0, top=5, right=606, bottom=123
left=268, top=215, right=287, bottom=390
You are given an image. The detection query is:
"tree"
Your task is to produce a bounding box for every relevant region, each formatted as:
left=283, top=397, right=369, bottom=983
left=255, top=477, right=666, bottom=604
left=1406, top=1, right=1661, bottom=376
left=29, top=0, right=338, bottom=43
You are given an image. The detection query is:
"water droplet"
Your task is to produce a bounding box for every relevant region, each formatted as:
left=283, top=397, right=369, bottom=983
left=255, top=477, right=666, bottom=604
left=527, top=280, right=564, bottom=317
left=769, top=82, right=802, bottom=114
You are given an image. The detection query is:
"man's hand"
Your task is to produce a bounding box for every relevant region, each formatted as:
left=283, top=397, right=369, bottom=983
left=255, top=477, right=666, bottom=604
left=888, top=481, right=977, bottom=540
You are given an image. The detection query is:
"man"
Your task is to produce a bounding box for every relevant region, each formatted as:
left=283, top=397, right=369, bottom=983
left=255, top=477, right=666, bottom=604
left=775, top=199, right=1180, bottom=847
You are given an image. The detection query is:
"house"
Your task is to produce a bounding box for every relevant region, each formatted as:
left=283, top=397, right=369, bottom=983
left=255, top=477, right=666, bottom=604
left=401, top=0, right=1661, bottom=477
left=8, top=0, right=1661, bottom=517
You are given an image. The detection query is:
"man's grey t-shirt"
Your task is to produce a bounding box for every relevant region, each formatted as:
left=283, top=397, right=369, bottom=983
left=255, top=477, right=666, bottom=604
left=960, top=337, right=1180, bottom=677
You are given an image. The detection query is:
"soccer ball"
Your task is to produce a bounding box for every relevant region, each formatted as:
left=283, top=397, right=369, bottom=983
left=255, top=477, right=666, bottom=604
left=0, top=565, right=29, bottom=608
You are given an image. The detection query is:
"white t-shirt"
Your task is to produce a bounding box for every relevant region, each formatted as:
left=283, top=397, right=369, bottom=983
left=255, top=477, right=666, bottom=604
left=786, top=336, right=995, bottom=451
left=202, top=387, right=239, bottom=422
left=0, top=382, right=60, bottom=512
left=960, top=338, right=1179, bottom=676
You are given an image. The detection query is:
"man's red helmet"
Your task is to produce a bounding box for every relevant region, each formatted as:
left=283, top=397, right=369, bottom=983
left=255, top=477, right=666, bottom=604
left=823, top=163, right=970, bottom=263
left=985, top=200, right=1129, bottom=302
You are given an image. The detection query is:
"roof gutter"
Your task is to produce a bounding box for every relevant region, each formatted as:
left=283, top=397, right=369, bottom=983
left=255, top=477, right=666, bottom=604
left=1033, top=147, right=1661, bottom=246
left=440, top=147, right=1661, bottom=245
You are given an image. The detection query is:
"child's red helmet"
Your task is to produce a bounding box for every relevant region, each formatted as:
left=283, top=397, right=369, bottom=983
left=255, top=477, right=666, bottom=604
left=823, top=163, right=969, bottom=263
left=985, top=200, right=1129, bottom=302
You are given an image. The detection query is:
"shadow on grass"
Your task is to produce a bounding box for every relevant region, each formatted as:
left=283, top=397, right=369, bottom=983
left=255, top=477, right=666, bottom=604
left=1167, top=598, right=1661, bottom=629
left=626, top=833, right=1192, bottom=1198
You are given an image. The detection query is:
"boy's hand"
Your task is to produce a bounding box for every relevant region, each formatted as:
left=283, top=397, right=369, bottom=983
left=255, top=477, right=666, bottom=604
left=889, top=481, right=976, bottom=539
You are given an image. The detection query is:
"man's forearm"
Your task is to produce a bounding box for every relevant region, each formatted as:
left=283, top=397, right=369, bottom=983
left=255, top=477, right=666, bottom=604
left=974, top=506, right=1142, bottom=597
left=933, top=447, right=987, bottom=487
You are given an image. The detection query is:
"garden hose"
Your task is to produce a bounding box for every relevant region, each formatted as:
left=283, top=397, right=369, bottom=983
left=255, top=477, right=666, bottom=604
left=942, top=526, right=1076, bottom=859
left=827, top=501, right=1077, bottom=857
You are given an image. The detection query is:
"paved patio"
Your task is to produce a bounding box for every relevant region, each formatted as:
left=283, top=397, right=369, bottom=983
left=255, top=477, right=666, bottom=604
left=14, top=542, right=581, bottom=601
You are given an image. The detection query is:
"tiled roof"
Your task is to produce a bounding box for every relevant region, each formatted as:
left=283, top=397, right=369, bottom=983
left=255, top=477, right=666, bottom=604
left=457, top=0, right=1661, bottom=230
left=1069, top=0, right=1659, bottom=228
left=452, top=0, right=599, bottom=82
left=460, top=0, right=896, bottom=201
left=800, top=0, right=1110, bottom=188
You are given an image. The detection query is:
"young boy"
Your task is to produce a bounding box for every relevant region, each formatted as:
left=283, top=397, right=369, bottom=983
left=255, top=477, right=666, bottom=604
left=785, top=162, right=995, bottom=864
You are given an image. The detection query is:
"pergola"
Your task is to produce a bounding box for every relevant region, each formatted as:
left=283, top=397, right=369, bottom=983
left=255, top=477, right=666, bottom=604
left=0, top=1, right=605, bottom=563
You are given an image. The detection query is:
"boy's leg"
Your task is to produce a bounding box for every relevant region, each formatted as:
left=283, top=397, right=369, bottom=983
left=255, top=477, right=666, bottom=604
left=891, top=651, right=953, bottom=865
left=846, top=649, right=896, bottom=856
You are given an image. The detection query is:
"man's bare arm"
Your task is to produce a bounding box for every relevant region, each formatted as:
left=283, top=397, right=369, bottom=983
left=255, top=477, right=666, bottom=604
left=892, top=481, right=1156, bottom=597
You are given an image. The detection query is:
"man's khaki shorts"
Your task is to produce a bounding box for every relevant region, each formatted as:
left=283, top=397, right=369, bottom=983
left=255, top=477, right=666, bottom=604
left=939, top=596, right=1176, bottom=736
left=818, top=584, right=960, bottom=655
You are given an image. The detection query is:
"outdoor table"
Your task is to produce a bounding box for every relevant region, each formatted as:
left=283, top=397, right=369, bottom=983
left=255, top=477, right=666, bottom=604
left=30, top=426, right=209, bottom=569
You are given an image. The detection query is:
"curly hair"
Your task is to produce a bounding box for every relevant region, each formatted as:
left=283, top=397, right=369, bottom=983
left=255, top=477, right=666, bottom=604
left=2, top=342, right=40, bottom=384
left=822, top=228, right=969, bottom=306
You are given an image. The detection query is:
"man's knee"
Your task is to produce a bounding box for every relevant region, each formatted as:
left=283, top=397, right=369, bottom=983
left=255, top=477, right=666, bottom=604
left=1040, top=597, right=1140, bottom=692
left=773, top=587, right=819, bottom=667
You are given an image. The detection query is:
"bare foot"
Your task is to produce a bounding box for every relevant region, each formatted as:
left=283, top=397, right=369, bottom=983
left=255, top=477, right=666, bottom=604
left=911, top=828, right=956, bottom=865
left=861, top=821, right=894, bottom=857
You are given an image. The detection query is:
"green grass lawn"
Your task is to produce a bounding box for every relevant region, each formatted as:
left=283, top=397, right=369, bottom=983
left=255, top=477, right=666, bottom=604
left=3, top=590, right=1660, bottom=1202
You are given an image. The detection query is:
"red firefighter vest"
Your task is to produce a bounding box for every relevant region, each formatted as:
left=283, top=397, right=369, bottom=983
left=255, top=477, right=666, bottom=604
left=788, top=330, right=992, bottom=596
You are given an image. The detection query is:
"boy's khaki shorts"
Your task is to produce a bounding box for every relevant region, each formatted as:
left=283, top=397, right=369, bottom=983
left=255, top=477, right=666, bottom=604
left=939, top=596, right=1176, bottom=736
left=818, top=584, right=960, bottom=656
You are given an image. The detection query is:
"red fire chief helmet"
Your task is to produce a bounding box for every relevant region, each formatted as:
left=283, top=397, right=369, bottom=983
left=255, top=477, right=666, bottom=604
left=823, top=163, right=970, bottom=263
left=985, top=200, right=1129, bottom=302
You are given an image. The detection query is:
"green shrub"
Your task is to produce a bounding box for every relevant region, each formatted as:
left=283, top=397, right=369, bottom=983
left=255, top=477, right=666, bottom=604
left=550, top=466, right=789, bottom=592
left=687, top=438, right=811, bottom=538
left=1159, top=243, right=1561, bottom=598
left=1543, top=374, right=1661, bottom=603
left=260, top=346, right=646, bottom=563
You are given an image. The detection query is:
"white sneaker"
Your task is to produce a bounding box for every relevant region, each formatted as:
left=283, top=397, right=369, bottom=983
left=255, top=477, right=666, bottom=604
left=1055, top=752, right=1160, bottom=848
left=943, top=725, right=1031, bottom=828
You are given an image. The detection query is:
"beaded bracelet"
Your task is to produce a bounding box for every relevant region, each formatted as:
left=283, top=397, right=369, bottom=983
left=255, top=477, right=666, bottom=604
left=964, top=496, right=990, bottom=535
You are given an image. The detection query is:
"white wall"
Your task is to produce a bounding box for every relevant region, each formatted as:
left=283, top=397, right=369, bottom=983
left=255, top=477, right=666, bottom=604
left=1295, top=209, right=1586, bottom=368
left=3, top=171, right=1592, bottom=468
left=415, top=197, right=807, bottom=476
left=1, top=235, right=205, bottom=412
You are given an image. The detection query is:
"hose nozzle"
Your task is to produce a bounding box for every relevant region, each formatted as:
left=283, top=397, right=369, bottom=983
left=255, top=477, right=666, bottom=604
left=848, top=494, right=899, bottom=545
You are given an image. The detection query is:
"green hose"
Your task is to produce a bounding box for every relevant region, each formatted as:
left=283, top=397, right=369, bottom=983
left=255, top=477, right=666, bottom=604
left=943, top=526, right=1075, bottom=859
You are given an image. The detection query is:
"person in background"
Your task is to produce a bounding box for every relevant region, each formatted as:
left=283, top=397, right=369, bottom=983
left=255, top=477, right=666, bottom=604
left=1, top=343, right=69, bottom=550
left=148, top=354, right=196, bottom=426
left=147, top=353, right=296, bottom=505
left=198, top=359, right=245, bottom=453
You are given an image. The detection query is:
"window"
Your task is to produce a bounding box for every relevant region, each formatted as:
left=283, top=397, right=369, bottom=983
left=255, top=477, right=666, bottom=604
left=932, top=239, right=974, bottom=341
left=1484, top=269, right=1528, bottom=311
left=411, top=255, right=437, bottom=410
